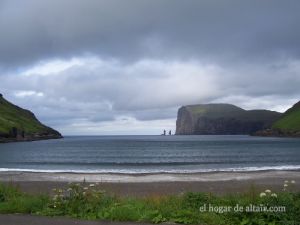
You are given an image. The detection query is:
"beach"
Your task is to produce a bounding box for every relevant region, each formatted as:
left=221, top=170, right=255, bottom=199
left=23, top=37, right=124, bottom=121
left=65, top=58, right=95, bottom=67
left=1, top=170, right=299, bottom=196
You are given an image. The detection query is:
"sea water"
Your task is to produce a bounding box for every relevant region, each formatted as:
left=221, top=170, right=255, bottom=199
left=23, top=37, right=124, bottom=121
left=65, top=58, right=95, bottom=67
left=0, top=135, right=300, bottom=174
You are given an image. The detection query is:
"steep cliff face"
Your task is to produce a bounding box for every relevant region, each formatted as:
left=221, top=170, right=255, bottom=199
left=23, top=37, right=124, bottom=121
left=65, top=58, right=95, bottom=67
left=176, top=104, right=282, bottom=135
left=0, top=94, right=62, bottom=142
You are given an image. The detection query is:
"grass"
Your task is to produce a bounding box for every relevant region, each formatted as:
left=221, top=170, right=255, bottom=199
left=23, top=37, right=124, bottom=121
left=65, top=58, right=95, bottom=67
left=0, top=96, right=47, bottom=135
left=272, top=108, right=300, bottom=132
left=0, top=181, right=299, bottom=225
left=185, top=104, right=281, bottom=123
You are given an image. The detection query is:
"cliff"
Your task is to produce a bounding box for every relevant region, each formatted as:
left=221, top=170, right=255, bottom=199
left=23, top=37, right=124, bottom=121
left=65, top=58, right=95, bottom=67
left=176, top=103, right=282, bottom=135
left=255, top=101, right=300, bottom=137
left=0, top=94, right=62, bottom=142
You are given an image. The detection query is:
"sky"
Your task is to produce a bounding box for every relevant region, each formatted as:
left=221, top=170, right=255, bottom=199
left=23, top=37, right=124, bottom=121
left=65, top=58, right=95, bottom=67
left=0, top=0, right=300, bottom=135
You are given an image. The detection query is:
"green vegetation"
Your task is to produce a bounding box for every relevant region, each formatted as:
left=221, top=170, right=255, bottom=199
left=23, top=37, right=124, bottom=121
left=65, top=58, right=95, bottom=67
left=1, top=182, right=299, bottom=225
left=186, top=104, right=281, bottom=122
left=0, top=94, right=61, bottom=140
left=0, top=95, right=46, bottom=134
left=272, top=102, right=300, bottom=132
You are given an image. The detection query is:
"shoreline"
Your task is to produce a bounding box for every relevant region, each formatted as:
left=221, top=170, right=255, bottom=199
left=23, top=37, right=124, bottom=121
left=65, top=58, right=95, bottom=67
left=1, top=170, right=300, bottom=183
left=1, top=170, right=299, bottom=196
left=1, top=165, right=300, bottom=175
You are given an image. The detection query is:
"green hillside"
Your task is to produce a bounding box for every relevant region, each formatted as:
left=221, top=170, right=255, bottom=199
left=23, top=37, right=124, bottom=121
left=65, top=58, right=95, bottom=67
left=272, top=101, right=300, bottom=132
left=186, top=104, right=280, bottom=122
left=0, top=93, right=62, bottom=141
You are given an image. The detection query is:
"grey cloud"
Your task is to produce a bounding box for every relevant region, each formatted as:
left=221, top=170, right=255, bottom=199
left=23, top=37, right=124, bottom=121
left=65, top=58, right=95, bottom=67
left=1, top=0, right=300, bottom=70
left=1, top=0, right=300, bottom=134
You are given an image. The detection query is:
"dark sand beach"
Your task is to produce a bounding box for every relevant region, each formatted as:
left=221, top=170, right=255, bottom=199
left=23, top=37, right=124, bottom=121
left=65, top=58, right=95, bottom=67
left=1, top=170, right=299, bottom=196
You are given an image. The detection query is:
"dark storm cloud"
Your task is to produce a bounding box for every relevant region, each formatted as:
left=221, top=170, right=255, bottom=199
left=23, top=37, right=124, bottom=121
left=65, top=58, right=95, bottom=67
left=1, top=0, right=300, bottom=134
left=1, top=0, right=300, bottom=69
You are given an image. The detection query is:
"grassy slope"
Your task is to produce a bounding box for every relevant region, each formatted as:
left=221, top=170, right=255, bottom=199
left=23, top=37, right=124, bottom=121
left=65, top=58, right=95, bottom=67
left=187, top=104, right=245, bottom=118
left=272, top=102, right=300, bottom=132
left=186, top=104, right=281, bottom=122
left=0, top=96, right=47, bottom=135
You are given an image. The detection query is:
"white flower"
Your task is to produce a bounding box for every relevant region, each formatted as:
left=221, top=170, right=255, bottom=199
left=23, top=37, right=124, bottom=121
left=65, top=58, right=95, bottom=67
left=271, top=193, right=277, bottom=198
left=67, top=188, right=72, bottom=191
left=265, top=189, right=271, bottom=193
left=284, top=184, right=288, bottom=187
left=83, top=187, right=89, bottom=190
left=291, top=180, right=296, bottom=184
left=89, top=184, right=95, bottom=187
left=260, top=192, right=267, bottom=197
left=284, top=180, right=289, bottom=183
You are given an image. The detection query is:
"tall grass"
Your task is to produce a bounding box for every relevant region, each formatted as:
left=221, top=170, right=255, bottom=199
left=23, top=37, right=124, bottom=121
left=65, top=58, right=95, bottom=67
left=0, top=182, right=299, bottom=225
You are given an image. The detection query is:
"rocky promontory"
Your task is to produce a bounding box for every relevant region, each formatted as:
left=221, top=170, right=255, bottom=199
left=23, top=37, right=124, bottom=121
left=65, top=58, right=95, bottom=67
left=0, top=93, right=62, bottom=143
left=176, top=104, right=281, bottom=135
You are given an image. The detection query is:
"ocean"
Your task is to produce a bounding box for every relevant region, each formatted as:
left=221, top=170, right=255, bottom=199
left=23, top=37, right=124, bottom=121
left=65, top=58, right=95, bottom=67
left=0, top=135, right=300, bottom=174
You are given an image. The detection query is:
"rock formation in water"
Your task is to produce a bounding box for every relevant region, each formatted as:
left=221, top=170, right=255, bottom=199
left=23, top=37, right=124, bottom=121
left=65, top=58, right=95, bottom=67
left=0, top=93, right=62, bottom=142
left=176, top=103, right=281, bottom=135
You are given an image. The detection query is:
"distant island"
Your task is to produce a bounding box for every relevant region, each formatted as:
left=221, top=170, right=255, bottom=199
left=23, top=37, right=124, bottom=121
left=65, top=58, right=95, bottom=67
left=176, top=101, right=300, bottom=137
left=0, top=94, right=62, bottom=143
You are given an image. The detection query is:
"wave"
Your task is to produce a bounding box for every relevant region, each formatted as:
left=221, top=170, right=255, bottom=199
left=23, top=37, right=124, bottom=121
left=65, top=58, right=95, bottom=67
left=0, top=165, right=300, bottom=174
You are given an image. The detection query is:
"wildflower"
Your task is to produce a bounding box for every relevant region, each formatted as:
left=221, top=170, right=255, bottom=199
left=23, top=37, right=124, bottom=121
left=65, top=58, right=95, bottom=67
left=67, top=188, right=72, bottom=192
left=58, top=189, right=63, bottom=193
left=284, top=184, right=288, bottom=187
left=52, top=188, right=57, bottom=192
left=260, top=192, right=267, bottom=197
left=83, top=192, right=86, bottom=195
left=89, top=184, right=95, bottom=187
left=265, top=189, right=271, bottom=193
left=291, top=180, right=296, bottom=184
left=271, top=193, right=277, bottom=198
left=54, top=205, right=56, bottom=208
left=284, top=180, right=289, bottom=183
left=83, top=187, right=88, bottom=190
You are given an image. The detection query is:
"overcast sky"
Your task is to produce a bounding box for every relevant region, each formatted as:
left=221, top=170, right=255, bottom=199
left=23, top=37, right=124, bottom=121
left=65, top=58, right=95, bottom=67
left=1, top=0, right=300, bottom=135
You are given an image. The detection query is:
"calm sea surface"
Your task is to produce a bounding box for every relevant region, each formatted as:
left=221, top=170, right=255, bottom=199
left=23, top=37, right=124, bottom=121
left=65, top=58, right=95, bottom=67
left=0, top=135, right=300, bottom=174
